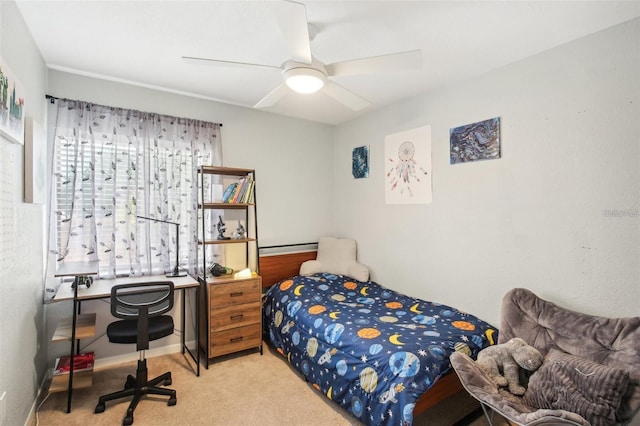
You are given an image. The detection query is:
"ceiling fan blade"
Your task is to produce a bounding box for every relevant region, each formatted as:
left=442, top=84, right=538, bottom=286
left=182, top=56, right=281, bottom=71
left=273, top=1, right=312, bottom=65
left=326, top=49, right=422, bottom=77
left=323, top=80, right=371, bottom=111
left=254, top=83, right=290, bottom=109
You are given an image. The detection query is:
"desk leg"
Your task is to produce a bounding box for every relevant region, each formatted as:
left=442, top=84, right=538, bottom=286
left=196, top=284, right=200, bottom=376
left=181, top=285, right=200, bottom=377
left=181, top=288, right=186, bottom=355
left=66, top=278, right=79, bottom=413
left=76, top=301, right=82, bottom=354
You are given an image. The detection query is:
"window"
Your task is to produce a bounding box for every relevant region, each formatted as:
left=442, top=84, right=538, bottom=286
left=50, top=98, right=221, bottom=278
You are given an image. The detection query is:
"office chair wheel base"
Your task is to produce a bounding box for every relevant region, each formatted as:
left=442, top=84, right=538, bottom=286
left=168, top=396, right=177, bottom=406
left=123, top=414, right=133, bottom=426
left=94, top=403, right=105, bottom=414
left=125, top=374, right=135, bottom=389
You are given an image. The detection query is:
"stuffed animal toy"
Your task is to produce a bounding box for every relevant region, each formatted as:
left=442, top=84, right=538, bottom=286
left=476, top=337, right=543, bottom=396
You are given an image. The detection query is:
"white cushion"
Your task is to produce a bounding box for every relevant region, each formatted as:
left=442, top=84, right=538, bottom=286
left=299, top=237, right=369, bottom=282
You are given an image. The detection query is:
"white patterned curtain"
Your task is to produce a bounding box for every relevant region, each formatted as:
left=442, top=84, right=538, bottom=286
left=49, top=98, right=221, bottom=278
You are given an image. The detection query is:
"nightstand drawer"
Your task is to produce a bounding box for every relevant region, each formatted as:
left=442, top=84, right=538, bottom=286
left=209, top=279, right=261, bottom=307
left=210, top=301, right=261, bottom=331
left=209, top=323, right=262, bottom=358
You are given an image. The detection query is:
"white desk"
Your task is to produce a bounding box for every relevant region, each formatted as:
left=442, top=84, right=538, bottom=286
left=52, top=268, right=200, bottom=412
left=54, top=274, right=199, bottom=301
left=55, top=260, right=100, bottom=278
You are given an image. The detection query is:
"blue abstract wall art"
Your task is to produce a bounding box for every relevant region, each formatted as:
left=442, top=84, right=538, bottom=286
left=450, top=117, right=500, bottom=164
left=352, top=145, right=369, bottom=179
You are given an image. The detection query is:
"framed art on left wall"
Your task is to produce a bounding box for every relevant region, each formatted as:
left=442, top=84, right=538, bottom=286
left=24, top=117, right=46, bottom=204
left=0, top=57, right=26, bottom=145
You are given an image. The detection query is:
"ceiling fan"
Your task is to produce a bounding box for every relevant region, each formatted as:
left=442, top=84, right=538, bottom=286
left=182, top=0, right=422, bottom=111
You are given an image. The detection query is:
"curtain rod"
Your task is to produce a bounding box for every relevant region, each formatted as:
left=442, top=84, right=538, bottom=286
left=45, top=94, right=222, bottom=126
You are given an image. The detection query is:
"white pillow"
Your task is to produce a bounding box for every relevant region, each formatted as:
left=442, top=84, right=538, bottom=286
left=299, top=237, right=369, bottom=282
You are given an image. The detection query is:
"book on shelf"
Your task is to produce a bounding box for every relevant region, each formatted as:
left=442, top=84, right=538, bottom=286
left=54, top=351, right=95, bottom=375
left=221, top=176, right=254, bottom=204
left=221, top=182, right=238, bottom=203
left=239, top=176, right=253, bottom=204
left=231, top=177, right=246, bottom=203
left=242, top=180, right=255, bottom=204
left=223, top=178, right=244, bottom=203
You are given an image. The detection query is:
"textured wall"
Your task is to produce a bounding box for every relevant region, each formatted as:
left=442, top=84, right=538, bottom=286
left=333, top=18, right=640, bottom=327
left=0, top=2, right=48, bottom=425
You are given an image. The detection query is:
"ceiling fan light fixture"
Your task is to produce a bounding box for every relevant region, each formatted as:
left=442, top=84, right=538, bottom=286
left=284, top=67, right=325, bottom=94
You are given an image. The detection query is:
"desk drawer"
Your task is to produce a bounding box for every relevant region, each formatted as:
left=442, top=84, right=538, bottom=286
left=210, top=301, right=261, bottom=331
left=209, top=279, right=261, bottom=307
left=209, top=323, right=262, bottom=358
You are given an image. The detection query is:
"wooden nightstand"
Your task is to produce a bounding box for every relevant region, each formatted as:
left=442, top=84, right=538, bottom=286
left=200, top=275, right=262, bottom=361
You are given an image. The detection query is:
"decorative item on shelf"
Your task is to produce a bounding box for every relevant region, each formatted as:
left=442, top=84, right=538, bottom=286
left=233, top=268, right=253, bottom=279
left=232, top=222, right=246, bottom=240
left=209, top=262, right=233, bottom=277
left=71, top=275, right=93, bottom=289
left=216, top=215, right=231, bottom=240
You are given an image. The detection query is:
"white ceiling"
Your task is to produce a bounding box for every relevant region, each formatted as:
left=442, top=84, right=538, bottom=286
left=16, top=1, right=640, bottom=125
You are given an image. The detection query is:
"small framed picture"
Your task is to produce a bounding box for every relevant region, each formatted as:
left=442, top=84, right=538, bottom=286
left=352, top=145, right=369, bottom=179
left=0, top=57, right=26, bottom=145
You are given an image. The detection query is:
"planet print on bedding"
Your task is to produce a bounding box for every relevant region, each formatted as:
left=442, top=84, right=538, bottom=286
left=263, top=272, right=498, bottom=426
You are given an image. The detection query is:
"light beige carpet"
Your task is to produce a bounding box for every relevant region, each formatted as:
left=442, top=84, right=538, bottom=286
left=34, top=344, right=507, bottom=426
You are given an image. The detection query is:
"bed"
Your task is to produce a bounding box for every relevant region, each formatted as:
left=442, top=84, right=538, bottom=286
left=261, top=248, right=497, bottom=425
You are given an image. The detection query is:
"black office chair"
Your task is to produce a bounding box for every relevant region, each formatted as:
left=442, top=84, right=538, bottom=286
left=95, top=281, right=177, bottom=425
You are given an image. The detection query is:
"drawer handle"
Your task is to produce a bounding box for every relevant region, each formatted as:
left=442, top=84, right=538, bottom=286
left=230, top=314, right=244, bottom=320
left=230, top=336, right=244, bottom=343
left=230, top=291, right=244, bottom=297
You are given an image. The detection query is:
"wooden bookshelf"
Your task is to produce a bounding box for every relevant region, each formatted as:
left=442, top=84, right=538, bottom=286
left=197, top=166, right=262, bottom=365
left=49, top=370, right=93, bottom=393
left=49, top=313, right=96, bottom=396
left=51, top=313, right=96, bottom=342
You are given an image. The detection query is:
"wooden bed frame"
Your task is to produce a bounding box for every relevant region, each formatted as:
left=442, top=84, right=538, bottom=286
left=258, top=250, right=465, bottom=417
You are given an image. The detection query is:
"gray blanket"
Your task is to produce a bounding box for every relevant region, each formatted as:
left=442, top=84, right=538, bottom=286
left=524, top=349, right=630, bottom=425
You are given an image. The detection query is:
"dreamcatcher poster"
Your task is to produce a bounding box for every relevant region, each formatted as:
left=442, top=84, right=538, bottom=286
left=384, top=125, right=432, bottom=204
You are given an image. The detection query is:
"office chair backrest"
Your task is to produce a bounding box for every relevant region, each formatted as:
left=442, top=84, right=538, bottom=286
left=110, top=281, right=175, bottom=352
left=111, top=281, right=175, bottom=320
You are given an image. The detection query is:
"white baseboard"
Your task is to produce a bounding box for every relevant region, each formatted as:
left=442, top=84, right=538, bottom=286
left=25, top=373, right=49, bottom=426
left=93, top=342, right=184, bottom=371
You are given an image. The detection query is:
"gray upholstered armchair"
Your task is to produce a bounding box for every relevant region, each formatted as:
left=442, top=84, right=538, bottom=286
left=451, top=288, right=640, bottom=425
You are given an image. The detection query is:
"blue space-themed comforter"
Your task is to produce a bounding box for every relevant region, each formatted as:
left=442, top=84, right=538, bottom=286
left=262, top=273, right=498, bottom=426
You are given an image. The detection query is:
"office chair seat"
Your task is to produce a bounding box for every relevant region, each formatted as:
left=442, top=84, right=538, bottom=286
left=95, top=281, right=177, bottom=426
left=107, top=316, right=174, bottom=344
